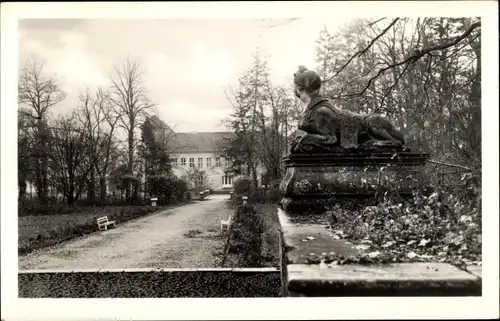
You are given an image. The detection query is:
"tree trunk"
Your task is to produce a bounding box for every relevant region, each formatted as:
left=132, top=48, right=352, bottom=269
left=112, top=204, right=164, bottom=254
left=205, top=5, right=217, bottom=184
left=18, top=178, right=27, bottom=200
left=67, top=189, right=75, bottom=206
left=127, top=128, right=134, bottom=202
left=88, top=167, right=96, bottom=201
left=469, top=38, right=481, bottom=163
left=100, top=176, right=107, bottom=204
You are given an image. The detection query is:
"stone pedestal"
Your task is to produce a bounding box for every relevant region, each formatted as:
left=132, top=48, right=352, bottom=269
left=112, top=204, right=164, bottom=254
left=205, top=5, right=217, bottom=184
left=279, top=148, right=430, bottom=214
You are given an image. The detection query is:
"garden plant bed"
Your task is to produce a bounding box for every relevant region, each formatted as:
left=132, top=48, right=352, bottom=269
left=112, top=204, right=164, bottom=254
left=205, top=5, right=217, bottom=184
left=224, top=202, right=281, bottom=268
left=19, top=201, right=193, bottom=256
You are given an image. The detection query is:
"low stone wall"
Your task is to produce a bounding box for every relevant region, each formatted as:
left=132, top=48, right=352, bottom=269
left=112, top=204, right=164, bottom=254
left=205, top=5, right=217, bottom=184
left=18, top=268, right=280, bottom=298
left=277, top=208, right=482, bottom=297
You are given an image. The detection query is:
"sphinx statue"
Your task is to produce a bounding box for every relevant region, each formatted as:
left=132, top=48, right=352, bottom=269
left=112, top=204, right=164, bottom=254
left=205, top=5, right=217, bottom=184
left=291, top=66, right=405, bottom=153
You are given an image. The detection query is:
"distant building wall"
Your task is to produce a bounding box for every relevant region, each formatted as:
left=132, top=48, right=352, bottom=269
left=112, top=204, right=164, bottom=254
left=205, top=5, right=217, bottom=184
left=171, top=152, right=266, bottom=190
left=171, top=152, right=234, bottom=190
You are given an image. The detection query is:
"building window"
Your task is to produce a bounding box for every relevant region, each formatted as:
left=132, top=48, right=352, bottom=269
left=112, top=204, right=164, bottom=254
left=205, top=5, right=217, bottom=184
left=222, top=175, right=233, bottom=185
left=198, top=157, right=203, bottom=168
left=224, top=157, right=229, bottom=167
left=172, top=158, right=178, bottom=167
left=207, top=157, right=211, bottom=167
left=189, top=158, right=195, bottom=167
left=181, top=158, right=186, bottom=166
left=215, top=157, right=221, bottom=167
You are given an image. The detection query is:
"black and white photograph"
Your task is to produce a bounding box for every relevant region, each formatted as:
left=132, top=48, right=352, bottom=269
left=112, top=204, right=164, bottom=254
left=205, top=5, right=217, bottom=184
left=1, top=1, right=498, bottom=320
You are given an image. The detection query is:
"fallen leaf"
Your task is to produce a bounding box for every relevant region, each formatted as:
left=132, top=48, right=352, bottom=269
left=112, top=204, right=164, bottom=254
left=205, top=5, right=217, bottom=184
left=407, top=252, right=418, bottom=259
left=429, top=192, right=439, bottom=200
left=368, top=251, right=381, bottom=258
left=418, top=239, right=430, bottom=247
left=306, top=236, right=315, bottom=241
left=355, top=244, right=371, bottom=251
left=452, top=235, right=465, bottom=246
left=382, top=241, right=396, bottom=248
left=468, top=222, right=478, bottom=229
left=459, top=215, right=472, bottom=223
left=407, top=240, right=416, bottom=246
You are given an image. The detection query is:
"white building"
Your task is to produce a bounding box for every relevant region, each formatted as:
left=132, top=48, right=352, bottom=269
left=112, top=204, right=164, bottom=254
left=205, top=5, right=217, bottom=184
left=168, top=131, right=236, bottom=190
left=148, top=115, right=264, bottom=191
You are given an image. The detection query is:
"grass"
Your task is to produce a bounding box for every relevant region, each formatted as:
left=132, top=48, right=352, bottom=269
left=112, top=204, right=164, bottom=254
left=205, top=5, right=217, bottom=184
left=18, top=201, right=192, bottom=255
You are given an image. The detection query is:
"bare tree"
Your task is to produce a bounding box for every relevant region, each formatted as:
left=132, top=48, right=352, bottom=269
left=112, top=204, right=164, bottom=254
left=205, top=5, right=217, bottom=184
left=77, top=87, right=119, bottom=202
left=109, top=58, right=154, bottom=202
left=18, top=58, right=67, bottom=204
left=48, top=113, right=91, bottom=205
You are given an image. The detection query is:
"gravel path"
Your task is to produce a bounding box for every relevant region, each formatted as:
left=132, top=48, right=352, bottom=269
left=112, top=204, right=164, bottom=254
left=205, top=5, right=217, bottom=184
left=19, top=195, right=233, bottom=270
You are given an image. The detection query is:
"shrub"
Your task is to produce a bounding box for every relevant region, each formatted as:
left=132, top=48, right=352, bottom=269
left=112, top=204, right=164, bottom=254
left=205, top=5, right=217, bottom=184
left=232, top=175, right=252, bottom=195
left=147, top=174, right=189, bottom=205
left=250, top=187, right=280, bottom=204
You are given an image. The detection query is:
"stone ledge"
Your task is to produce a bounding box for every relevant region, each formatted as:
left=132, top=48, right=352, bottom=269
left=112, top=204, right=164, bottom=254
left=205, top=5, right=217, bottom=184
left=278, top=208, right=482, bottom=297
left=466, top=265, right=482, bottom=279
left=18, top=269, right=282, bottom=298
left=286, top=263, right=482, bottom=296
left=19, top=267, right=279, bottom=274
left=278, top=208, right=358, bottom=265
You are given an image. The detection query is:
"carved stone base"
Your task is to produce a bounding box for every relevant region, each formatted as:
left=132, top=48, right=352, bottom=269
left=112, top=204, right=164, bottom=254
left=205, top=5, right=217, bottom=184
left=279, top=149, right=430, bottom=214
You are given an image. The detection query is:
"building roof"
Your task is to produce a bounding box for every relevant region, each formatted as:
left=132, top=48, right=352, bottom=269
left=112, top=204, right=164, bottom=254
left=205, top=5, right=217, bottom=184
left=168, top=131, right=233, bottom=154
left=146, top=115, right=233, bottom=154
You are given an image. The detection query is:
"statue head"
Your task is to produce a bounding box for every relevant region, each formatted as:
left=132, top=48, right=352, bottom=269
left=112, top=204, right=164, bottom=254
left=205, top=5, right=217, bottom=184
left=293, top=66, right=322, bottom=103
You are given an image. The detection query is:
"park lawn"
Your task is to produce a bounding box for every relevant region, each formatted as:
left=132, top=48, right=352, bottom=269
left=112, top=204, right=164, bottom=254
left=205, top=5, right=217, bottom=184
left=18, top=205, right=161, bottom=255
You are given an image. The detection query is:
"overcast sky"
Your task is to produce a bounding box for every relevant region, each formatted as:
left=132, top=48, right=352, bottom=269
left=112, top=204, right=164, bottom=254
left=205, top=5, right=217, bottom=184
left=19, top=18, right=352, bottom=132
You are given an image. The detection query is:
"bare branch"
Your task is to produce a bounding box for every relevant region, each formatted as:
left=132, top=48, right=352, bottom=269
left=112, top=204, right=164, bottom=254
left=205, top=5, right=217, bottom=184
left=442, top=32, right=480, bottom=61
left=373, top=61, right=412, bottom=113
left=322, top=18, right=400, bottom=83
left=263, top=18, right=300, bottom=28
left=367, top=18, right=386, bottom=27
left=336, top=21, right=480, bottom=99
left=428, top=160, right=472, bottom=171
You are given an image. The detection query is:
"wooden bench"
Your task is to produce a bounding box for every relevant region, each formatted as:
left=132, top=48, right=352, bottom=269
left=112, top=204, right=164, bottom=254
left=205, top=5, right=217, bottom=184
left=96, top=216, right=116, bottom=231
left=199, top=190, right=210, bottom=200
